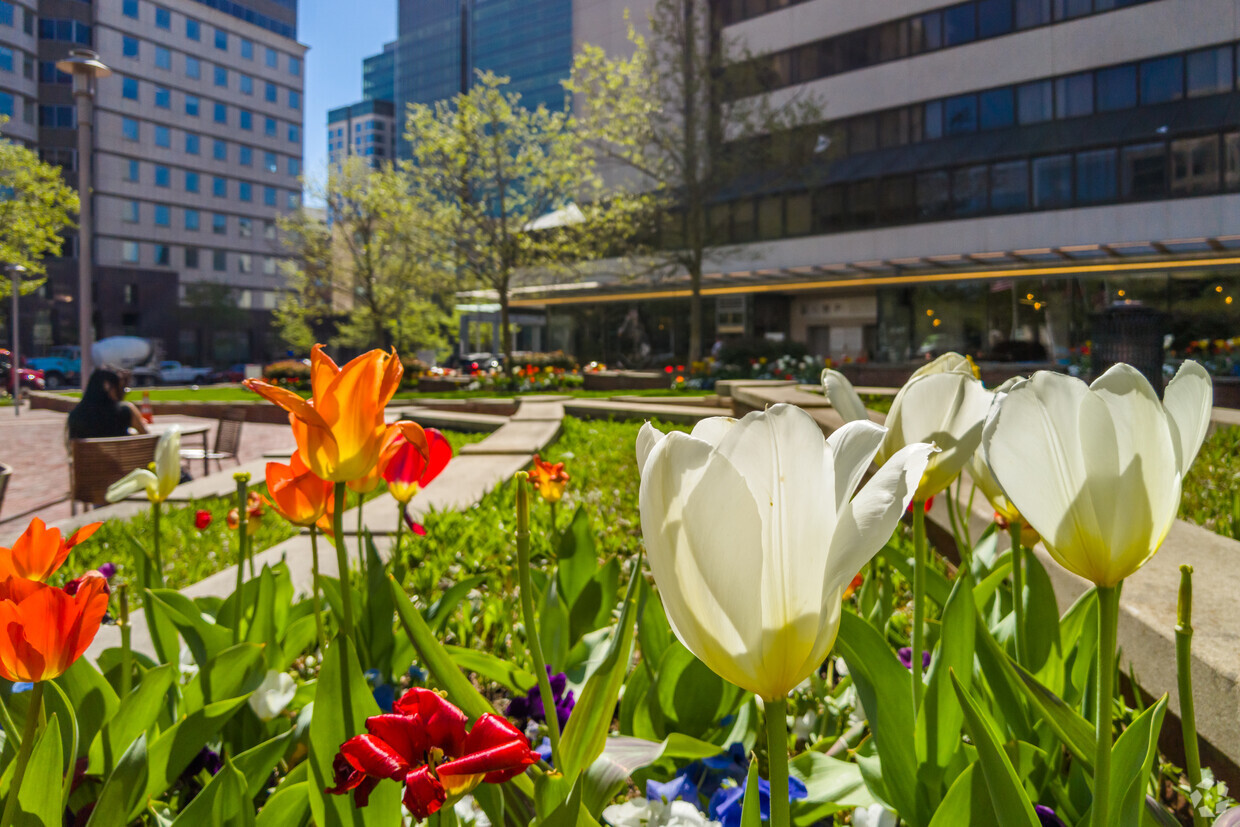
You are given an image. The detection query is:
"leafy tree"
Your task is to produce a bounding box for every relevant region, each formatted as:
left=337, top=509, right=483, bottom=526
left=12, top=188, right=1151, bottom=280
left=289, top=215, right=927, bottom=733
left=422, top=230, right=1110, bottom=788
left=276, top=156, right=455, bottom=357
left=403, top=71, right=636, bottom=372
left=566, top=0, right=820, bottom=363
left=0, top=117, right=79, bottom=299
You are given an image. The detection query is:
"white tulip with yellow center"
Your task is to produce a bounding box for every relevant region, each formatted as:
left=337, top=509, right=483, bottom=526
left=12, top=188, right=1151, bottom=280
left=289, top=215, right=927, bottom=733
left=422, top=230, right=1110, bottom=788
left=106, top=426, right=182, bottom=504
left=823, top=353, right=992, bottom=502
left=982, top=361, right=1212, bottom=588
left=636, top=403, right=933, bottom=702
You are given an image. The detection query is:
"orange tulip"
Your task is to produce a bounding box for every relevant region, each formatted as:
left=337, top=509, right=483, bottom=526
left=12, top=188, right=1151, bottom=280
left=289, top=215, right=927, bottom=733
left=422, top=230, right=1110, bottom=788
left=316, top=486, right=339, bottom=538
left=244, top=346, right=427, bottom=483
left=0, top=572, right=110, bottom=682
left=529, top=455, right=569, bottom=504
left=227, top=492, right=265, bottom=537
left=381, top=427, right=452, bottom=505
left=0, top=518, right=102, bottom=583
left=264, top=453, right=333, bottom=527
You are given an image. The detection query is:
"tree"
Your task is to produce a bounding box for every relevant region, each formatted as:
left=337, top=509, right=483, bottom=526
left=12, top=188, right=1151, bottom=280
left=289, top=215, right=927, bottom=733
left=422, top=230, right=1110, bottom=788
left=566, top=0, right=821, bottom=363
left=276, top=156, right=455, bottom=357
left=0, top=117, right=79, bottom=299
left=403, top=71, right=635, bottom=372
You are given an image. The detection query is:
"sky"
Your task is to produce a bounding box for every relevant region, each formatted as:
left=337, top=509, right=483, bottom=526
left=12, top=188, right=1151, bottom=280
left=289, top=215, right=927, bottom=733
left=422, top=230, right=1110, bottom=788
left=299, top=0, right=397, bottom=199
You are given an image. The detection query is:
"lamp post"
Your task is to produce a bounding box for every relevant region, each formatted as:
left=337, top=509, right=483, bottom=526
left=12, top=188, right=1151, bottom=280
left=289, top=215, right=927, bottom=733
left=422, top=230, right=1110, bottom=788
left=54, top=48, right=110, bottom=391
left=8, top=264, right=26, bottom=416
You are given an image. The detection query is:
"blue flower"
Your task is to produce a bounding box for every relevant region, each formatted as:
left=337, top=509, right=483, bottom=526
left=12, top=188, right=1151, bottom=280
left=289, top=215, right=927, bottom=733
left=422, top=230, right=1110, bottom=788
left=10, top=682, right=33, bottom=694
left=709, top=775, right=808, bottom=827
left=534, top=736, right=553, bottom=765
left=647, top=774, right=699, bottom=805
left=1034, top=805, right=1067, bottom=827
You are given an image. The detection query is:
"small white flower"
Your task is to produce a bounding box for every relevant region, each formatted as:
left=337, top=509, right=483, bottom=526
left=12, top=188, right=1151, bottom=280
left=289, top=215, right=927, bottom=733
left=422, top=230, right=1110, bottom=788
left=454, top=795, right=492, bottom=827
left=791, top=709, right=818, bottom=741
left=248, top=670, right=297, bottom=721
left=602, top=799, right=719, bottom=827
left=853, top=804, right=898, bottom=827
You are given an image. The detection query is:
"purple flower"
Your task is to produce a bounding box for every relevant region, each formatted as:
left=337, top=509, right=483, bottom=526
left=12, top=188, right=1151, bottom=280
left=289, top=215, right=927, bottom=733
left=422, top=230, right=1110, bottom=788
left=709, top=775, right=808, bottom=827
left=507, top=666, right=575, bottom=727
left=186, top=747, right=222, bottom=777
left=1035, top=805, right=1067, bottom=827
left=97, top=563, right=117, bottom=581
left=647, top=774, right=699, bottom=805
left=897, top=647, right=931, bottom=672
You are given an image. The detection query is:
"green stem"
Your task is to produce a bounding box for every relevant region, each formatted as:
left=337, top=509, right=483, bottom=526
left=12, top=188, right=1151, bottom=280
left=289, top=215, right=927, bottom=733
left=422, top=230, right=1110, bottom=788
left=150, top=500, right=164, bottom=586
left=309, top=527, right=325, bottom=651
left=394, top=503, right=405, bottom=574
left=1010, top=524, right=1027, bottom=669
left=357, top=493, right=365, bottom=581
left=515, top=473, right=562, bottom=768
left=549, top=500, right=557, bottom=537
left=764, top=696, right=791, bottom=827
left=911, top=502, right=927, bottom=711
left=232, top=475, right=248, bottom=644
left=1091, top=585, right=1120, bottom=827
left=333, top=482, right=354, bottom=639
left=1175, top=565, right=1206, bottom=827
left=119, top=584, right=132, bottom=698
left=0, top=682, right=43, bottom=827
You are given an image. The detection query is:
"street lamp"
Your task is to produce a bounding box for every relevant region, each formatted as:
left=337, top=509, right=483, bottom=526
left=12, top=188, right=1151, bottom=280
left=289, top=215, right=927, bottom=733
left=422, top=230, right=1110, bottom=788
left=7, top=264, right=26, bottom=416
left=54, top=48, right=110, bottom=391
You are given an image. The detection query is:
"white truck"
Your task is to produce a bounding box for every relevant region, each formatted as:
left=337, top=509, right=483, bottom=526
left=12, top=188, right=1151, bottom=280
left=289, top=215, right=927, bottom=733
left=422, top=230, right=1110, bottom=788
left=92, top=338, right=211, bottom=385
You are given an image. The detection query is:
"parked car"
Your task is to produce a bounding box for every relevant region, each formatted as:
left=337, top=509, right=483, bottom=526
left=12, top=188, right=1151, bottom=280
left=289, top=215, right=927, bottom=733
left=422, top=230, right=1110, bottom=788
left=27, top=345, right=79, bottom=389
left=148, top=360, right=214, bottom=385
left=0, top=350, right=46, bottom=394
left=210, top=363, right=249, bottom=383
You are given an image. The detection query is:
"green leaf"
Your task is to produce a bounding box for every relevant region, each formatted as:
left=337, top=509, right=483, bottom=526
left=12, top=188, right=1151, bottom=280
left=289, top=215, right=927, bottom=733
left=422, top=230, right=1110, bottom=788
left=1058, top=590, right=1098, bottom=707
left=740, top=756, right=762, bottom=827
left=41, top=682, right=77, bottom=804
left=636, top=579, right=672, bottom=671
left=789, top=751, right=873, bottom=822
left=582, top=732, right=724, bottom=813
left=180, top=643, right=268, bottom=714
left=538, top=773, right=600, bottom=827
left=171, top=757, right=255, bottom=827
left=234, top=728, right=297, bottom=800
left=883, top=546, right=951, bottom=606
left=14, top=714, right=62, bottom=827
left=360, top=533, right=395, bottom=676
left=98, top=663, right=175, bottom=774
left=148, top=588, right=233, bottom=671
left=835, top=611, right=919, bottom=824
left=653, top=641, right=744, bottom=739
left=446, top=646, right=537, bottom=694
left=557, top=554, right=641, bottom=782
left=973, top=557, right=1013, bottom=609
left=926, top=764, right=999, bottom=827
left=917, top=572, right=976, bottom=797
left=1108, top=696, right=1167, bottom=827
left=246, top=565, right=284, bottom=669
left=53, top=658, right=118, bottom=762
left=85, top=733, right=148, bottom=827
left=138, top=695, right=253, bottom=816
left=1020, top=552, right=1062, bottom=676
left=556, top=506, right=598, bottom=608
left=424, top=574, right=487, bottom=633
left=950, top=671, right=1040, bottom=827
left=307, top=635, right=400, bottom=827
left=256, top=782, right=311, bottom=827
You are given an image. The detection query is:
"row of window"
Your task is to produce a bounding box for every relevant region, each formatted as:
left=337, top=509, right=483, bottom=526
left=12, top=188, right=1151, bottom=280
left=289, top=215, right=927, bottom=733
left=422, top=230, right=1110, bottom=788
left=0, top=1, right=34, bottom=34
left=728, top=0, right=1158, bottom=100
left=118, top=240, right=282, bottom=276
left=121, top=0, right=297, bottom=43
left=117, top=158, right=299, bottom=205
left=114, top=39, right=301, bottom=103
left=119, top=75, right=300, bottom=118
left=0, top=44, right=33, bottom=78
left=117, top=109, right=300, bottom=144
left=718, top=0, right=1151, bottom=27
left=120, top=202, right=287, bottom=235
left=694, top=132, right=1240, bottom=244
left=37, top=18, right=92, bottom=45
left=743, top=42, right=1240, bottom=163
left=119, top=145, right=297, bottom=177
left=328, top=119, right=387, bottom=138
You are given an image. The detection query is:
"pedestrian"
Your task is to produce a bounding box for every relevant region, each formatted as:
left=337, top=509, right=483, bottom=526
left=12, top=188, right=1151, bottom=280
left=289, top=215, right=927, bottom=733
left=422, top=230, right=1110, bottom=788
left=67, top=367, right=149, bottom=439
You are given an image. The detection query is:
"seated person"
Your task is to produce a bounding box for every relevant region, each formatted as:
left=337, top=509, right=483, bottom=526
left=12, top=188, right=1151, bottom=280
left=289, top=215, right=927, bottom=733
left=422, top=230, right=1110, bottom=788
left=67, top=367, right=149, bottom=440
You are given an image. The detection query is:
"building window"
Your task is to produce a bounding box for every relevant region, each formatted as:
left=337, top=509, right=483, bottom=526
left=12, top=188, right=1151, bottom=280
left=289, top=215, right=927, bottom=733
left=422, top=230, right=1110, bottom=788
left=265, top=47, right=277, bottom=68
left=288, top=125, right=299, bottom=143
left=185, top=133, right=199, bottom=154
left=241, top=38, right=253, bottom=60
left=156, top=7, right=170, bottom=28
left=1171, top=136, right=1220, bottom=194
left=122, top=77, right=139, bottom=100
left=239, top=217, right=252, bottom=237
left=154, top=204, right=170, bottom=226
left=239, top=182, right=252, bottom=202
left=265, top=118, right=276, bottom=137
left=123, top=200, right=139, bottom=223
left=263, top=256, right=277, bottom=275
left=186, top=18, right=199, bottom=40
left=288, top=158, right=300, bottom=176
left=215, top=29, right=227, bottom=50
left=1055, top=73, right=1093, bottom=118
left=122, top=241, right=139, bottom=263
left=287, top=191, right=299, bottom=209
left=1186, top=46, right=1234, bottom=98
left=990, top=160, right=1029, bottom=211
left=240, top=110, right=252, bottom=130
left=155, top=125, right=170, bottom=147
left=944, top=94, right=978, bottom=135
left=1226, top=132, right=1240, bottom=190
left=155, top=165, right=170, bottom=187
left=154, top=244, right=170, bottom=266
left=240, top=146, right=252, bottom=166
left=0, top=47, right=14, bottom=73
left=214, top=102, right=227, bottom=124
left=0, top=91, right=12, bottom=119
left=186, top=56, right=200, bottom=79
left=185, top=247, right=198, bottom=268
left=213, top=139, right=226, bottom=160
left=879, top=177, right=915, bottom=224
left=214, top=65, right=227, bottom=87
left=942, top=3, right=976, bottom=47
left=185, top=171, right=199, bottom=192
left=122, top=36, right=138, bottom=58
left=979, top=88, right=1014, bottom=130
left=123, top=0, right=138, bottom=18
left=1076, top=148, right=1118, bottom=203
left=240, top=74, right=252, bottom=95
left=123, top=284, right=137, bottom=305
left=212, top=176, right=227, bottom=198
left=1140, top=55, right=1184, bottom=105
left=238, top=253, right=252, bottom=274
left=263, top=186, right=276, bottom=206
left=952, top=165, right=989, bottom=215
left=289, top=90, right=300, bottom=109
left=185, top=96, right=200, bottom=119
left=213, top=250, right=226, bottom=272
left=1122, top=142, right=1167, bottom=198
left=977, top=0, right=1013, bottom=38
left=1096, top=64, right=1137, bottom=112
left=1017, top=80, right=1054, bottom=124
left=122, top=117, right=139, bottom=141
left=155, top=46, right=171, bottom=70
left=212, top=213, right=227, bottom=235
left=1055, top=0, right=1092, bottom=18
left=289, top=56, right=300, bottom=76
left=185, top=209, right=199, bottom=231
left=264, top=151, right=277, bottom=173
left=265, top=81, right=277, bottom=103
left=155, top=87, right=170, bottom=108
left=263, top=221, right=276, bottom=240
left=125, top=160, right=139, bottom=182
left=1015, top=0, right=1051, bottom=29
left=1032, top=154, right=1073, bottom=208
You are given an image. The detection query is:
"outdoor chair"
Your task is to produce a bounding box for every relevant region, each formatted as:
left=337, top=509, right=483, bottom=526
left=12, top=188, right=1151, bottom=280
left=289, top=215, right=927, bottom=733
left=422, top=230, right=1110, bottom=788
left=180, top=411, right=244, bottom=472
left=69, top=433, right=162, bottom=514
left=0, top=462, right=11, bottom=520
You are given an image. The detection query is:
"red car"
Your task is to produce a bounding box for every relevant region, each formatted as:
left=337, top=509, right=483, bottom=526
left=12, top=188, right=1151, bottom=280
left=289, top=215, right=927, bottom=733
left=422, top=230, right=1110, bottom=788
left=0, top=350, right=46, bottom=395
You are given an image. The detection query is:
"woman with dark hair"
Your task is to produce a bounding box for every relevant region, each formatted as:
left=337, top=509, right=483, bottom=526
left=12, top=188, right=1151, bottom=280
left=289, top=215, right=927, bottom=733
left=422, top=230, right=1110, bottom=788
left=67, top=367, right=148, bottom=439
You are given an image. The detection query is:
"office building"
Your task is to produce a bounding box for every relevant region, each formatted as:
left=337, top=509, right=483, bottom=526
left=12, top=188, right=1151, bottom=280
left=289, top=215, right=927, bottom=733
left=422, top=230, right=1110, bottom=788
left=0, top=0, right=38, bottom=146
left=505, top=0, right=1240, bottom=367
left=363, top=41, right=395, bottom=103
left=327, top=98, right=396, bottom=168
left=2, top=0, right=306, bottom=366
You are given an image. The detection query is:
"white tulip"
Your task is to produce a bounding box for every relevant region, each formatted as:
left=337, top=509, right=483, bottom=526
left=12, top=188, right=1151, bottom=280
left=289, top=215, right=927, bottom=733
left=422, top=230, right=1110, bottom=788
left=637, top=404, right=933, bottom=700
left=853, top=804, right=898, bottom=827
left=982, top=362, right=1212, bottom=587
left=106, top=426, right=182, bottom=503
left=965, top=377, right=1026, bottom=526
left=824, top=354, right=991, bottom=501
left=248, top=669, right=297, bottom=721
left=603, top=799, right=719, bottom=827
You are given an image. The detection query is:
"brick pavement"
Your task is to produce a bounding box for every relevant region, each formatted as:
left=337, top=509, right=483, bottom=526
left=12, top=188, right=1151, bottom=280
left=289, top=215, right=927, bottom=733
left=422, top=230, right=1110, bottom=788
left=0, top=401, right=295, bottom=527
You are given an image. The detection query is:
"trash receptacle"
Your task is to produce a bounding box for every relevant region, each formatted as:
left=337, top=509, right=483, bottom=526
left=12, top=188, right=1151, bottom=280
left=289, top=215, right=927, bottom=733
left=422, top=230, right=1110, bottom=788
left=1089, top=303, right=1168, bottom=395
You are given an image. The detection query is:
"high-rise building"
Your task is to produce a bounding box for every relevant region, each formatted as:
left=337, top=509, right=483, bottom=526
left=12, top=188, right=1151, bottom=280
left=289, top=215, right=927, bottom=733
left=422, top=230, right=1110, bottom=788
left=327, top=99, right=396, bottom=168
left=506, top=0, right=1240, bottom=366
left=363, top=41, right=395, bottom=103
left=0, top=0, right=39, bottom=147
left=1, top=0, right=305, bottom=366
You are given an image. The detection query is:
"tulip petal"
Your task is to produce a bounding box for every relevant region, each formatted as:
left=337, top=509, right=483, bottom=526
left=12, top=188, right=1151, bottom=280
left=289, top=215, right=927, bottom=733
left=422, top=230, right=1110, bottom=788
left=244, top=378, right=333, bottom=433
left=366, top=714, right=431, bottom=766
left=822, top=369, right=869, bottom=423
left=106, top=468, right=158, bottom=503
left=884, top=372, right=992, bottom=499
left=154, top=427, right=182, bottom=501
left=402, top=766, right=447, bottom=820
left=636, top=422, right=666, bottom=477
left=825, top=419, right=887, bottom=512
left=688, top=416, right=737, bottom=447
left=1162, top=360, right=1212, bottom=475
left=310, top=344, right=341, bottom=401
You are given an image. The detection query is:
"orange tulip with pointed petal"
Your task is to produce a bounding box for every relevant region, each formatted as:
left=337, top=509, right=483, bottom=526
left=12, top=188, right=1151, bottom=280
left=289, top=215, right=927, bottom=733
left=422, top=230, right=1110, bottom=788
left=529, top=455, right=569, bottom=505
left=0, top=572, right=110, bottom=682
left=264, top=453, right=333, bottom=527
left=0, top=518, right=102, bottom=583
left=244, top=346, right=426, bottom=483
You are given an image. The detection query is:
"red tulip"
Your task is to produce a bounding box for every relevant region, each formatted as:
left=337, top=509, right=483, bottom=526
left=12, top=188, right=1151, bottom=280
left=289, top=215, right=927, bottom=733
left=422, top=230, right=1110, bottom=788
left=381, top=428, right=451, bottom=505
left=327, top=688, right=538, bottom=818
left=194, top=510, right=212, bottom=530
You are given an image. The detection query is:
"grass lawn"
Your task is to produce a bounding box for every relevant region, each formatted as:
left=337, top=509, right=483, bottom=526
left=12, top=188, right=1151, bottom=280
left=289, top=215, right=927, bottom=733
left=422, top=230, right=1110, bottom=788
left=1180, top=424, right=1240, bottom=539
